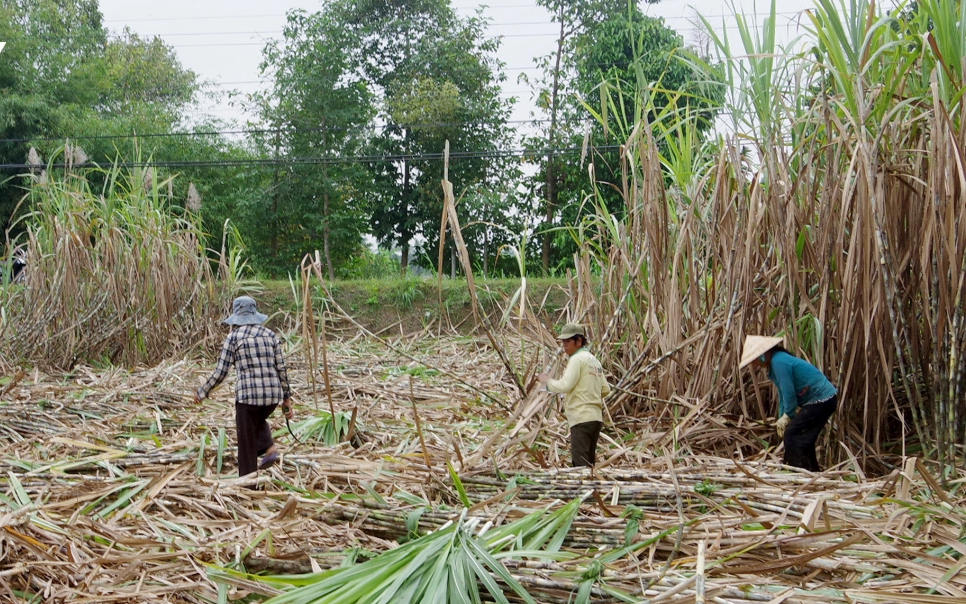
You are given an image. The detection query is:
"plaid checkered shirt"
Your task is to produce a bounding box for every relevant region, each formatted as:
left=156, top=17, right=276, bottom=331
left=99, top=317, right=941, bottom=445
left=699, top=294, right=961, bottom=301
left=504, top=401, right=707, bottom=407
left=197, top=324, right=291, bottom=406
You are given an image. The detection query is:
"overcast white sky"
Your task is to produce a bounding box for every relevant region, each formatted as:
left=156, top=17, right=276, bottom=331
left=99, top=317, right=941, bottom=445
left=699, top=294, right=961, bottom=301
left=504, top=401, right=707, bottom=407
left=97, top=0, right=817, bottom=129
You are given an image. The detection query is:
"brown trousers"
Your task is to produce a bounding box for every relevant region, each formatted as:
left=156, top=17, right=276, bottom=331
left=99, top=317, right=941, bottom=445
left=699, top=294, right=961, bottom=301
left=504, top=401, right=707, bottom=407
left=235, top=402, right=277, bottom=476
left=570, top=420, right=603, bottom=467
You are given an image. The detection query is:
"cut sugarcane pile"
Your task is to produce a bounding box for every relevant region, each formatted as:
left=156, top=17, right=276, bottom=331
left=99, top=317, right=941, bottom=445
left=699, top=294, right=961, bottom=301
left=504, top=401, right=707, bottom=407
left=0, top=337, right=963, bottom=603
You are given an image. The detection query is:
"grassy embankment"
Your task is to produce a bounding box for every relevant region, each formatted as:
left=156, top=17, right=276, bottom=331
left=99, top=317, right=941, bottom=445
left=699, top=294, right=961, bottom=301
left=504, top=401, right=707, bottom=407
left=250, top=277, right=571, bottom=334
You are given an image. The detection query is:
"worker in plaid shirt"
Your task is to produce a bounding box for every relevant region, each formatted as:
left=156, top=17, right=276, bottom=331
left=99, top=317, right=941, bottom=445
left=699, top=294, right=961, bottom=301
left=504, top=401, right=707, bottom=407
left=195, top=296, right=293, bottom=476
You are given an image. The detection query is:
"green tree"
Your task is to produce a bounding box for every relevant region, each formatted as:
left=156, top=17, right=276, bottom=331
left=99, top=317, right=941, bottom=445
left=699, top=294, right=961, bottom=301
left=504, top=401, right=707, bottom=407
left=247, top=8, right=375, bottom=278
left=0, top=0, right=103, bottom=227
left=99, top=28, right=197, bottom=113
left=574, top=6, right=720, bottom=197
left=0, top=0, right=204, bottom=235
left=519, top=0, right=585, bottom=274
left=0, top=0, right=264, bottom=271
left=334, top=0, right=514, bottom=274
left=522, top=0, right=719, bottom=273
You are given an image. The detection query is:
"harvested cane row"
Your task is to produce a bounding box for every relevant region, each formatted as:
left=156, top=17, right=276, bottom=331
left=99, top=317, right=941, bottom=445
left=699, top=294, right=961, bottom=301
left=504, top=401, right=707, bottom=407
left=306, top=461, right=966, bottom=602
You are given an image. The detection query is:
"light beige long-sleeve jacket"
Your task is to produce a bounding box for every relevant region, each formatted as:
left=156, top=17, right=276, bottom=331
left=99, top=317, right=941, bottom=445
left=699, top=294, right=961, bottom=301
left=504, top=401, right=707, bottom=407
left=547, top=349, right=611, bottom=427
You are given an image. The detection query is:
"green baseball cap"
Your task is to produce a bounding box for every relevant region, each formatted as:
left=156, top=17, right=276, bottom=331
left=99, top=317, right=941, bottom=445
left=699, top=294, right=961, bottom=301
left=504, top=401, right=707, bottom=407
left=556, top=323, right=585, bottom=340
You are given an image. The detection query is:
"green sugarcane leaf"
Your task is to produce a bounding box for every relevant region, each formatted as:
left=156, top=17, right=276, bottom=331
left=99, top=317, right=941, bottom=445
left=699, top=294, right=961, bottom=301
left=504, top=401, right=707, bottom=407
left=418, top=531, right=463, bottom=603
left=373, top=526, right=455, bottom=604
left=157, top=518, right=199, bottom=541
left=396, top=489, right=429, bottom=506
left=598, top=582, right=641, bottom=603
left=264, top=528, right=447, bottom=603
left=406, top=507, right=426, bottom=540
left=448, top=461, right=471, bottom=508
left=317, top=555, right=414, bottom=603
left=97, top=480, right=148, bottom=519
left=490, top=550, right=576, bottom=561
left=241, top=528, right=272, bottom=561
left=543, top=499, right=580, bottom=552
left=216, top=427, right=226, bottom=474
left=383, top=578, right=422, bottom=603
left=622, top=505, right=644, bottom=546
left=575, top=579, right=595, bottom=604
left=446, top=570, right=472, bottom=604
left=465, top=533, right=538, bottom=604
left=463, top=550, right=512, bottom=604
left=364, top=483, right=387, bottom=506
left=447, top=548, right=477, bottom=604
left=196, top=432, right=208, bottom=476
left=0, top=493, right=18, bottom=512
left=523, top=498, right=579, bottom=552
left=7, top=472, right=31, bottom=508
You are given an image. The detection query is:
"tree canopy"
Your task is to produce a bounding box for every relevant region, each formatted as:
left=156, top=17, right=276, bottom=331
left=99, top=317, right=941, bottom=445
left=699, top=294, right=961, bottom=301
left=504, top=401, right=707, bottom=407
left=333, top=0, right=515, bottom=273
left=522, top=0, right=720, bottom=273
left=0, top=0, right=715, bottom=280
left=244, top=9, right=375, bottom=278
left=0, top=0, right=203, bottom=233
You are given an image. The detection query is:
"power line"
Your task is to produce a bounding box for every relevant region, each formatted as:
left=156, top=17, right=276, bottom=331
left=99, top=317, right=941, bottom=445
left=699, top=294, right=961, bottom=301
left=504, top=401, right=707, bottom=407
left=93, top=21, right=559, bottom=36
left=99, top=9, right=807, bottom=26
left=16, top=22, right=783, bottom=49
left=199, top=58, right=614, bottom=87
left=0, top=118, right=562, bottom=145
left=0, top=144, right=620, bottom=170
left=201, top=65, right=538, bottom=88
left=96, top=9, right=807, bottom=37
left=6, top=32, right=561, bottom=50
left=102, top=13, right=283, bottom=23
left=20, top=10, right=811, bottom=46
left=161, top=20, right=808, bottom=47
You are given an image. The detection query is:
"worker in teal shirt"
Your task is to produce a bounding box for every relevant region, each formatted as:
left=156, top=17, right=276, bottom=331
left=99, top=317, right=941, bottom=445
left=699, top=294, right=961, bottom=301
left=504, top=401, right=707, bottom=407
left=740, top=336, right=838, bottom=471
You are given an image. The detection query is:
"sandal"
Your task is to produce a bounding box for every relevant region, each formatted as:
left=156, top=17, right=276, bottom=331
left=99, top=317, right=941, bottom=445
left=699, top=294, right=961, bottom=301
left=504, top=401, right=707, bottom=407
left=258, top=450, right=279, bottom=470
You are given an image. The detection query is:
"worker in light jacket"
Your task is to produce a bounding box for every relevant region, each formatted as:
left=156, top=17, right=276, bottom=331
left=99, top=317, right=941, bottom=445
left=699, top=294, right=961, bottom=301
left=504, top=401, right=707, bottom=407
left=538, top=323, right=611, bottom=467
left=740, top=335, right=837, bottom=471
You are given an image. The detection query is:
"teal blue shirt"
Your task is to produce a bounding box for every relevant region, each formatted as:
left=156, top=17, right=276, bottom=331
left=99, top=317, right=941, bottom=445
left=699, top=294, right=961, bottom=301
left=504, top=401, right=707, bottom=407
left=767, top=351, right=837, bottom=418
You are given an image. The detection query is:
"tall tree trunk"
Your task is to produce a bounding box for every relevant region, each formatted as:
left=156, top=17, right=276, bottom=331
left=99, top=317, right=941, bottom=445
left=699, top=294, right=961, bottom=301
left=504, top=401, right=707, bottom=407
left=543, top=160, right=555, bottom=274
left=321, top=120, right=335, bottom=281
left=400, top=238, right=410, bottom=276
left=542, top=6, right=566, bottom=275
left=322, top=183, right=334, bottom=281
left=400, top=148, right=411, bottom=275
left=482, top=230, right=489, bottom=277
left=271, top=126, right=281, bottom=257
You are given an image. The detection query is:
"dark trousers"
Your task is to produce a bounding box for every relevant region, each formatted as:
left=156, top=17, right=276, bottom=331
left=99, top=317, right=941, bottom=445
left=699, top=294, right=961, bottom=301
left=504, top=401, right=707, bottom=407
left=570, top=421, right=603, bottom=467
left=235, top=402, right=277, bottom=476
left=784, top=396, right=837, bottom=471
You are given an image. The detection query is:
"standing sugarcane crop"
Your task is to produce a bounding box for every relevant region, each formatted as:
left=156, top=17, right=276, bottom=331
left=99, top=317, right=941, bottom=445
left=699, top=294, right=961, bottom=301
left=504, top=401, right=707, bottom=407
left=195, top=296, right=294, bottom=477
left=538, top=323, right=611, bottom=467
left=740, top=336, right=837, bottom=471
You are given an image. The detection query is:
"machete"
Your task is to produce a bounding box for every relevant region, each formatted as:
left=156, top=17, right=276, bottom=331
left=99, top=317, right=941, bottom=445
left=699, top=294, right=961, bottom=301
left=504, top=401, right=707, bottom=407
left=284, top=408, right=303, bottom=445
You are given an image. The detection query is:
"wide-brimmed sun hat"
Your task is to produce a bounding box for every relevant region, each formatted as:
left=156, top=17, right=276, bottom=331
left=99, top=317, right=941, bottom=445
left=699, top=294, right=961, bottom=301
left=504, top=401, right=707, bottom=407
left=739, top=335, right=784, bottom=369
left=556, top=322, right=585, bottom=340
left=223, top=296, right=268, bottom=326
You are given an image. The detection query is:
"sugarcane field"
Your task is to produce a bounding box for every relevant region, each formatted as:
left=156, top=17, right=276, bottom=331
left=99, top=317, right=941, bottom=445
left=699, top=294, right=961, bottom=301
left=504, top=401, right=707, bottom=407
left=1, top=332, right=964, bottom=604
left=4, top=0, right=966, bottom=603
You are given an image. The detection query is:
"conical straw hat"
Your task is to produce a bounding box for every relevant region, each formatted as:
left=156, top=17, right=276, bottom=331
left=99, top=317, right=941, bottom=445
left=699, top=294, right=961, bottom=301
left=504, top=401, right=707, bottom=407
left=739, top=335, right=783, bottom=369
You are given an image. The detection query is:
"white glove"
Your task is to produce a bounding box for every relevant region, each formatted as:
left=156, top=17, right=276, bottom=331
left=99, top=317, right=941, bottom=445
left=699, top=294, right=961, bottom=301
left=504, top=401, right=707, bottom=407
left=775, top=414, right=791, bottom=438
